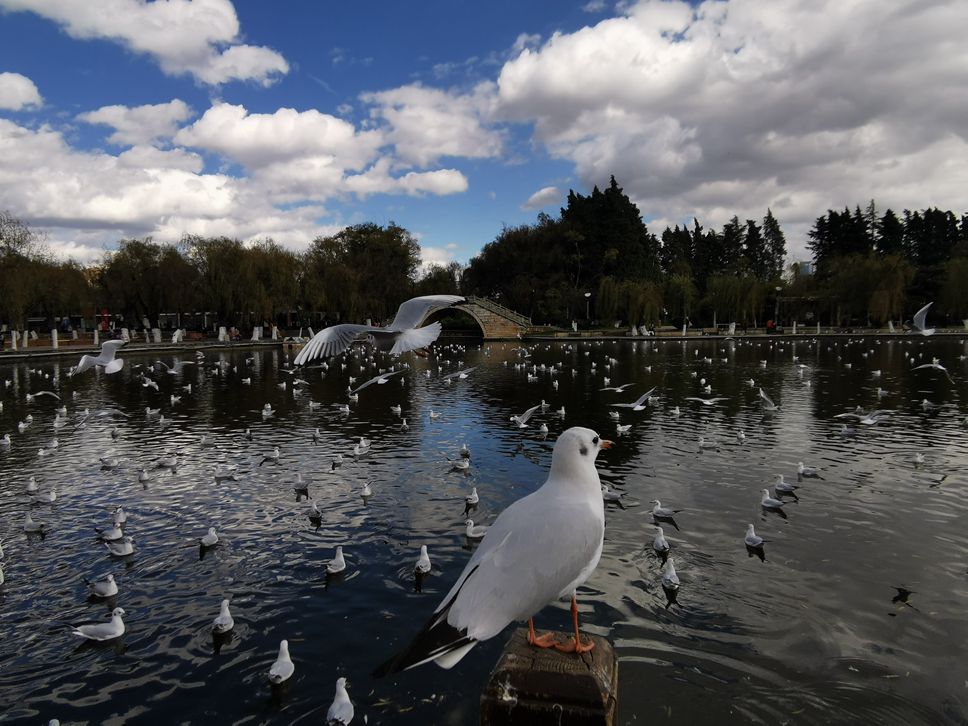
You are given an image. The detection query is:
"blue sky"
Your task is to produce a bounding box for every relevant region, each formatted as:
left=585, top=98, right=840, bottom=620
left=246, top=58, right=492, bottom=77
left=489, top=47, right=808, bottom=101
left=1, top=0, right=966, bottom=270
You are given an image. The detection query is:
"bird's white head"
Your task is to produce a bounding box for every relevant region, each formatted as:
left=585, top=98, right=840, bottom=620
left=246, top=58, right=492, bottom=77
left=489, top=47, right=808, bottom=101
left=112, top=607, right=125, bottom=617
left=549, top=426, right=612, bottom=487
left=337, top=676, right=348, bottom=689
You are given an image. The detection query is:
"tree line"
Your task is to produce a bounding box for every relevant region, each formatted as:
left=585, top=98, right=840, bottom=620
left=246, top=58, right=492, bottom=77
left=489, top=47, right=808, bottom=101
left=2, top=181, right=967, bottom=335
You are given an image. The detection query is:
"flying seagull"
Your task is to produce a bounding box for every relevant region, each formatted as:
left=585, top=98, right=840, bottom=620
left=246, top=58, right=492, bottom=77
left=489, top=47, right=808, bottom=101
left=294, top=295, right=464, bottom=363
left=70, top=340, right=126, bottom=377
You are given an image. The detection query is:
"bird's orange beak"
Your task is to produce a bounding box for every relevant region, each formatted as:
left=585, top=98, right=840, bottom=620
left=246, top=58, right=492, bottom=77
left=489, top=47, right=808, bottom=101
left=600, top=439, right=614, bottom=449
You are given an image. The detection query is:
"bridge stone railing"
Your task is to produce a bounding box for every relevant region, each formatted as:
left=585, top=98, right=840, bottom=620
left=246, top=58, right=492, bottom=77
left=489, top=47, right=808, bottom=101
left=463, top=296, right=531, bottom=327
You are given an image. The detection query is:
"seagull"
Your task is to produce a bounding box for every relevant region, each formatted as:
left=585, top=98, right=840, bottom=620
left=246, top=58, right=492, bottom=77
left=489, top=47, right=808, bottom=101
left=744, top=524, right=765, bottom=548
left=758, top=388, right=779, bottom=411
left=443, top=366, right=477, bottom=381
left=350, top=369, right=404, bottom=394
left=294, top=295, right=465, bottom=363
left=105, top=536, right=135, bottom=556
left=327, top=546, right=346, bottom=574
left=415, top=545, right=432, bottom=574
left=268, top=640, right=295, bottom=684
left=911, top=302, right=936, bottom=336
left=84, top=573, right=119, bottom=598
left=612, top=387, right=657, bottom=411
left=26, top=391, right=60, bottom=403
left=326, top=677, right=354, bottom=725
left=200, top=527, right=219, bottom=548
left=661, top=559, right=680, bottom=591
left=774, top=474, right=799, bottom=495
left=685, top=396, right=728, bottom=407
left=912, top=358, right=955, bottom=382
left=212, top=599, right=234, bottom=634
left=260, top=447, right=280, bottom=466
left=760, top=489, right=785, bottom=509
left=651, top=500, right=683, bottom=519
left=599, top=382, right=634, bottom=393
left=373, top=428, right=613, bottom=675
left=798, top=462, right=822, bottom=479
left=155, top=360, right=195, bottom=376
left=70, top=340, right=126, bottom=376
left=24, top=512, right=44, bottom=533
left=510, top=403, right=542, bottom=428
left=465, top=487, right=479, bottom=505
left=464, top=519, right=488, bottom=539
left=652, top=526, right=670, bottom=556
left=70, top=608, right=126, bottom=641
left=601, top=484, right=625, bottom=502
left=361, top=482, right=373, bottom=498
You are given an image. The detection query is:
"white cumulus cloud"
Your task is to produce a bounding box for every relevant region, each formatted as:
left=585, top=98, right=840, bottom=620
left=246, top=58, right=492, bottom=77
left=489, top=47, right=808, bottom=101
left=522, top=185, right=561, bottom=210
left=78, top=99, right=193, bottom=147
left=0, top=71, right=42, bottom=110
left=0, top=0, right=289, bottom=86
left=495, top=0, right=968, bottom=256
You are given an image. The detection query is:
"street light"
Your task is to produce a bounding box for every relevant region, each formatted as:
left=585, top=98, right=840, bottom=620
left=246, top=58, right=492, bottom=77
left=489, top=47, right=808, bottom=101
left=584, top=292, right=591, bottom=322
left=774, top=286, right=782, bottom=327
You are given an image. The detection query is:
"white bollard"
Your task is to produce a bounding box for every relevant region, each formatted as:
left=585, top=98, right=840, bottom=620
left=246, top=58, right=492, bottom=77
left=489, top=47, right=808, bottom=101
left=728, top=322, right=736, bottom=335
left=218, top=326, right=228, bottom=342
left=121, top=328, right=130, bottom=342
left=251, top=326, right=261, bottom=342
left=152, top=328, right=161, bottom=343
left=271, top=325, right=279, bottom=340
left=72, top=329, right=78, bottom=340
left=10, top=330, right=17, bottom=350
left=52, top=329, right=58, bottom=349
left=93, top=329, right=99, bottom=346
left=23, top=330, right=29, bottom=347
left=308, top=327, right=315, bottom=338
left=792, top=321, right=797, bottom=335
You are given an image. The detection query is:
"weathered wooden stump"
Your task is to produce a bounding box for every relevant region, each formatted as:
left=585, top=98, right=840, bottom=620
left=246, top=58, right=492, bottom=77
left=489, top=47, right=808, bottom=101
left=480, top=629, right=618, bottom=725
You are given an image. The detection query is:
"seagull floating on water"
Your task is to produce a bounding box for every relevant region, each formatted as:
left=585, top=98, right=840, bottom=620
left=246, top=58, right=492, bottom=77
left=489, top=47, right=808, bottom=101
left=326, top=677, right=354, bottom=725
left=71, top=607, right=126, bottom=641
left=268, top=640, right=295, bottom=684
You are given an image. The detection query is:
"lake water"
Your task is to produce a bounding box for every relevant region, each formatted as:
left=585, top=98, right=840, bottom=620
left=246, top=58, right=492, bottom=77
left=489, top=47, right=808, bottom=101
left=1, top=335, right=966, bottom=725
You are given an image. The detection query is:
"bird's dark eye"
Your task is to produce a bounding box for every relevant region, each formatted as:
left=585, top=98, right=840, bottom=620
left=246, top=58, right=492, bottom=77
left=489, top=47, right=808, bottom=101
left=592, top=436, right=599, bottom=445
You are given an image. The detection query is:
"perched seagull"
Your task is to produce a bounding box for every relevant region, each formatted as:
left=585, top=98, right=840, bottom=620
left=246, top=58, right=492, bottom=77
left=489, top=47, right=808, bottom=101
left=70, top=608, right=126, bottom=641
left=70, top=340, right=126, bottom=377
left=268, top=640, right=295, bottom=684
left=652, top=526, right=670, bottom=556
left=295, top=295, right=465, bottom=362
left=415, top=545, right=432, bottom=574
left=373, top=428, right=613, bottom=675
left=200, top=527, right=219, bottom=548
left=760, top=489, right=785, bottom=509
left=85, top=573, right=119, bottom=598
left=911, top=302, right=936, bottom=336
left=601, top=484, right=626, bottom=502
left=661, top=559, right=680, bottom=591
left=326, top=677, right=354, bottom=725
left=798, top=462, right=822, bottom=479
left=651, top=500, right=683, bottom=519
left=464, top=519, right=488, bottom=539
left=327, top=546, right=347, bottom=574
left=105, top=536, right=135, bottom=556
left=612, top=388, right=657, bottom=412
left=744, top=524, right=765, bottom=548
left=509, top=403, right=542, bottom=428
left=212, top=599, right=234, bottom=634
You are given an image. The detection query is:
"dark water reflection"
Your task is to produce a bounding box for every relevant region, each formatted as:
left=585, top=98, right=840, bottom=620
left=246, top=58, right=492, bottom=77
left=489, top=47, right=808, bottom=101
left=1, top=335, right=967, bottom=724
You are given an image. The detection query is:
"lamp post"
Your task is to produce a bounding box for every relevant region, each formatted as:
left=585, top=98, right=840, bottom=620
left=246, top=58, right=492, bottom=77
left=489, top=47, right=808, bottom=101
left=584, top=292, right=591, bottom=323
left=774, top=286, right=782, bottom=327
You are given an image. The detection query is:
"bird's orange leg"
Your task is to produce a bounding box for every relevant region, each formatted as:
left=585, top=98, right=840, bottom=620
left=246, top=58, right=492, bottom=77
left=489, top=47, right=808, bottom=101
left=554, top=595, right=595, bottom=654
left=527, top=617, right=558, bottom=648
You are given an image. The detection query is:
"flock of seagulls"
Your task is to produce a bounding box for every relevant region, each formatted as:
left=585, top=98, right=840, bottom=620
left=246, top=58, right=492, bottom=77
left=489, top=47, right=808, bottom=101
left=0, top=295, right=965, bottom=723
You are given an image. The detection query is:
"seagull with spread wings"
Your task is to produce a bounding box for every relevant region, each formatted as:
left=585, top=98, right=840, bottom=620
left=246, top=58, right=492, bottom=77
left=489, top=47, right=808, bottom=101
left=70, top=340, right=126, bottom=377
left=611, top=387, right=656, bottom=411
left=349, top=369, right=404, bottom=394
left=294, top=295, right=464, bottom=364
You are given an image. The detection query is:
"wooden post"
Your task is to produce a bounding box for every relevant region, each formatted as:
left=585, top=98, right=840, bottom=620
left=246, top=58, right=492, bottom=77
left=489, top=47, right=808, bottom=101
left=481, top=628, right=618, bottom=725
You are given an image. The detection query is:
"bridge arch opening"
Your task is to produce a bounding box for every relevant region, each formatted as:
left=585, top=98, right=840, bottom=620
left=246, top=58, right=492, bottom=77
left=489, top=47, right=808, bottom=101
left=426, top=307, right=485, bottom=341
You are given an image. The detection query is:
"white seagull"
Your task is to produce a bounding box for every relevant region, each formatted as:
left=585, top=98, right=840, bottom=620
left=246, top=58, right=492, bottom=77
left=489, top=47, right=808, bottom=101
left=268, top=640, right=295, bottom=684
left=70, top=340, right=126, bottom=377
left=611, top=387, right=657, bottom=412
left=911, top=302, right=936, bottom=336
left=373, top=427, right=613, bottom=675
left=510, top=403, right=542, bottom=428
left=415, top=545, right=432, bottom=574
left=212, top=599, right=234, bottom=634
left=326, top=677, right=354, bottom=725
left=71, top=607, right=126, bottom=641
left=294, top=295, right=465, bottom=363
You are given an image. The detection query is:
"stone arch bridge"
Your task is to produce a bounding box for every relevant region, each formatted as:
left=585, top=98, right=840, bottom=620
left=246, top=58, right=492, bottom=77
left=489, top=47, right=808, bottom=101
left=423, top=295, right=532, bottom=339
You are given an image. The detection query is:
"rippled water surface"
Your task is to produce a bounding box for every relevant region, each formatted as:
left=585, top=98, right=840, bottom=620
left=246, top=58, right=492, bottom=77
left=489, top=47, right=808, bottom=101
left=1, top=335, right=967, bottom=725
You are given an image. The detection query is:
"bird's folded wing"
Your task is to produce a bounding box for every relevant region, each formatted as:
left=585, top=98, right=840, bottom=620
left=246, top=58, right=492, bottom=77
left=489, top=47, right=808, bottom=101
left=389, top=321, right=443, bottom=355
left=294, top=324, right=376, bottom=364
left=388, top=295, right=464, bottom=331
